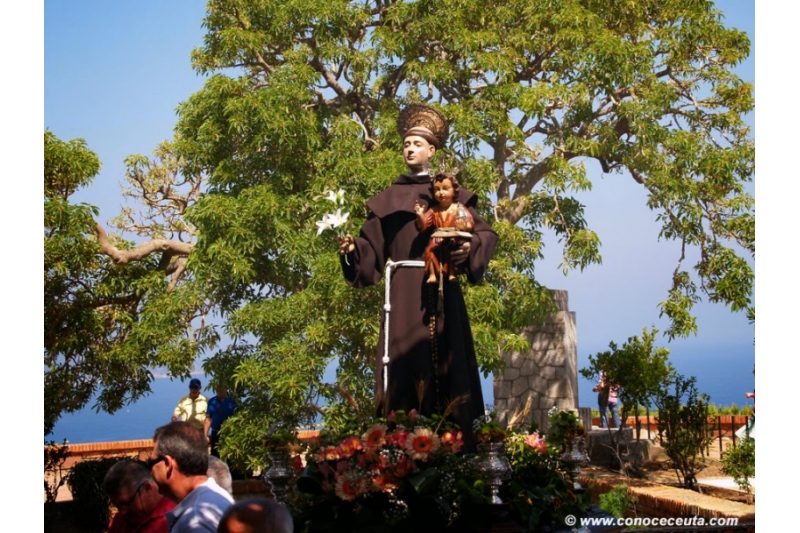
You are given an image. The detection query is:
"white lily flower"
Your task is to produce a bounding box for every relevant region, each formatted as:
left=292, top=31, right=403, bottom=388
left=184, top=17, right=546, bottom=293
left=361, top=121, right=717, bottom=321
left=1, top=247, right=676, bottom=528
left=327, top=209, right=349, bottom=229
left=315, top=214, right=332, bottom=236
left=324, top=190, right=338, bottom=204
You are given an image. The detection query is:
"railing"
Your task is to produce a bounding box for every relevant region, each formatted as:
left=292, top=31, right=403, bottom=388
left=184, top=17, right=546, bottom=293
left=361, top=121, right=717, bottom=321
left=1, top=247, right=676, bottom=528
left=591, top=411, right=753, bottom=454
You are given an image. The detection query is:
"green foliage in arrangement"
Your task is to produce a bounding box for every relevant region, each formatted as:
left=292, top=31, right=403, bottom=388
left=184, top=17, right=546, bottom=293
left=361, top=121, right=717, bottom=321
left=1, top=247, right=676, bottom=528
left=547, top=408, right=585, bottom=449
left=655, top=374, right=713, bottom=490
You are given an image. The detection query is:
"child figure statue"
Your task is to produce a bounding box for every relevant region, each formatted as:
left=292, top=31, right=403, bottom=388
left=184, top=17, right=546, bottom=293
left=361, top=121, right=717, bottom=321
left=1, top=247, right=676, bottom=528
left=414, top=172, right=474, bottom=284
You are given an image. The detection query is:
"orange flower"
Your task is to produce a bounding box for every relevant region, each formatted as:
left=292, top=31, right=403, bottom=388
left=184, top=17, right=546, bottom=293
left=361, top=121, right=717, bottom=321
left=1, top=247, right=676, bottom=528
left=404, top=428, right=440, bottom=461
left=316, top=445, right=340, bottom=462
left=337, top=436, right=363, bottom=459
left=362, top=423, right=388, bottom=450
left=440, top=429, right=464, bottom=453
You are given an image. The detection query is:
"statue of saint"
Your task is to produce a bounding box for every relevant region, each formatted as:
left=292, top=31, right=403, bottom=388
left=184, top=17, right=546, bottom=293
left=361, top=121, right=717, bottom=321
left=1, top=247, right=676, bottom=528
left=338, top=104, right=498, bottom=450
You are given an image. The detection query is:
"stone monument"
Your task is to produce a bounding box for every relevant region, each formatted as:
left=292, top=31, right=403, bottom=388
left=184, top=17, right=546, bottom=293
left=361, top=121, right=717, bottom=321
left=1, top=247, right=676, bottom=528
left=493, top=290, right=578, bottom=431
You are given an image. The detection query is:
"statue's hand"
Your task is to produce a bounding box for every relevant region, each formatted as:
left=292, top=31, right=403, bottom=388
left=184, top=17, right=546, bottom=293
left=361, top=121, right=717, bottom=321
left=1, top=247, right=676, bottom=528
left=450, top=240, right=471, bottom=265
left=414, top=200, right=425, bottom=215
left=337, top=234, right=355, bottom=255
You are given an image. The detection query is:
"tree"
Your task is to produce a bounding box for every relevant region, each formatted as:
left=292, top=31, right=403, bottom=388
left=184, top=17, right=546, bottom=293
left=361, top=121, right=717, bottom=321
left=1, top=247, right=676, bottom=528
left=580, top=328, right=675, bottom=472
left=581, top=327, right=675, bottom=426
left=164, top=0, right=753, bottom=468
left=655, top=374, right=712, bottom=490
left=44, top=131, right=214, bottom=435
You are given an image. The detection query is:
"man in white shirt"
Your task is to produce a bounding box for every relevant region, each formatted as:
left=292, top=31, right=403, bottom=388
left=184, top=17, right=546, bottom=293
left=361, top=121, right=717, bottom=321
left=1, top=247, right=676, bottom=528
left=148, top=422, right=233, bottom=532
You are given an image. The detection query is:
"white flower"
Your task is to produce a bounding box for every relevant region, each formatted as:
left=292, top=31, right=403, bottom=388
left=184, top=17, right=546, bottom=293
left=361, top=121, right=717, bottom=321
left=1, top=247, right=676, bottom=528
left=328, top=208, right=349, bottom=229
left=316, top=213, right=332, bottom=236
left=325, top=189, right=345, bottom=205
left=315, top=209, right=349, bottom=236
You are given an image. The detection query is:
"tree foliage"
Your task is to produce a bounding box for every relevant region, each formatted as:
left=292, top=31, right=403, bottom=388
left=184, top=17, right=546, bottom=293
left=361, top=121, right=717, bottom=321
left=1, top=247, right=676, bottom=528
left=43, top=132, right=214, bottom=436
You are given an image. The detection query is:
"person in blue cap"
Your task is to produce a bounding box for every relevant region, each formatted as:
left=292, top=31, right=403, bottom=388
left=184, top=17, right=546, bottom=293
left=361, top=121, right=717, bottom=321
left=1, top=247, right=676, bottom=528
left=171, top=378, right=208, bottom=431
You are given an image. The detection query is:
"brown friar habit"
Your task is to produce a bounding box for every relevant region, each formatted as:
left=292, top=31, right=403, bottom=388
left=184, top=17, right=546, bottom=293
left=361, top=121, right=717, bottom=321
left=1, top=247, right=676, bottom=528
left=341, top=173, right=498, bottom=451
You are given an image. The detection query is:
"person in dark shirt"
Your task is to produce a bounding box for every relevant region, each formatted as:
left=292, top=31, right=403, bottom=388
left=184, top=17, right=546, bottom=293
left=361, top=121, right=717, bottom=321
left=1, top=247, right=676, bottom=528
left=203, top=387, right=236, bottom=457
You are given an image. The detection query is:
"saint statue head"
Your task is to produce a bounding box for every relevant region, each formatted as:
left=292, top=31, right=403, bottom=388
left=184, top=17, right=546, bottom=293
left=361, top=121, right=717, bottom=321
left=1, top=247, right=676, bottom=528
left=397, top=104, right=449, bottom=173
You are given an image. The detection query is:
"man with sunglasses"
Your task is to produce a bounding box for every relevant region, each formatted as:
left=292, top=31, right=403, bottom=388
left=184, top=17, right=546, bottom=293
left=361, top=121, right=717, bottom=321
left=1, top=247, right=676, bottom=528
left=103, top=460, right=176, bottom=533
left=148, top=422, right=233, bottom=532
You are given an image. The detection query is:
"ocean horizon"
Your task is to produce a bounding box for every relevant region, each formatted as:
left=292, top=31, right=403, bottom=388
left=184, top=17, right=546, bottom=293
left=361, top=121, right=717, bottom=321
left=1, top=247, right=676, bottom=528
left=48, top=343, right=753, bottom=445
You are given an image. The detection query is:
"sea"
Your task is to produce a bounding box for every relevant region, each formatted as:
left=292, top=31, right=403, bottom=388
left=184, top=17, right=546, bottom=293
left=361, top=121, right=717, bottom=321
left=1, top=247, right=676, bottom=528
left=48, top=348, right=754, bottom=445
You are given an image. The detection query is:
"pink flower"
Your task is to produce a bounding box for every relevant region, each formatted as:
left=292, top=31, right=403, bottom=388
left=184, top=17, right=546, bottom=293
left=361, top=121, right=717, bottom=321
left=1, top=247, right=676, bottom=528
left=362, top=423, right=388, bottom=450
left=387, top=411, right=398, bottom=422
left=405, top=428, right=441, bottom=461
left=524, top=432, right=548, bottom=454
left=408, top=409, right=420, bottom=422
left=337, top=436, right=363, bottom=459
left=440, top=429, right=464, bottom=453
left=387, top=428, right=410, bottom=448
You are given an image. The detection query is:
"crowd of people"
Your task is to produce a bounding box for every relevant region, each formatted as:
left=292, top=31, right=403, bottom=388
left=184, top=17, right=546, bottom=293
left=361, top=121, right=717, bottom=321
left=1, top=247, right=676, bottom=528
left=103, top=419, right=293, bottom=533
left=101, top=378, right=292, bottom=532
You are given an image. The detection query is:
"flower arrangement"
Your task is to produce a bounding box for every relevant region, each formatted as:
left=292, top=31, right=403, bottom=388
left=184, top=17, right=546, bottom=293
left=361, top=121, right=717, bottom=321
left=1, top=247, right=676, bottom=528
left=504, top=428, right=592, bottom=529
left=293, top=410, right=480, bottom=532
left=472, top=412, right=508, bottom=444
left=287, top=409, right=591, bottom=532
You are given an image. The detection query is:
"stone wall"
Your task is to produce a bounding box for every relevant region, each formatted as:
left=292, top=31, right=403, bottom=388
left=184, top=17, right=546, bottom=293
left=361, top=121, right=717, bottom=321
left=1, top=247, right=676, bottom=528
left=493, top=289, right=578, bottom=431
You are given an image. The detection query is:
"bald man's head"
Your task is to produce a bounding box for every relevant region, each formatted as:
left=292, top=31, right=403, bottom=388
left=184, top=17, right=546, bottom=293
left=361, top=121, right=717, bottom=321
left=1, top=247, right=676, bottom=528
left=217, top=498, right=293, bottom=533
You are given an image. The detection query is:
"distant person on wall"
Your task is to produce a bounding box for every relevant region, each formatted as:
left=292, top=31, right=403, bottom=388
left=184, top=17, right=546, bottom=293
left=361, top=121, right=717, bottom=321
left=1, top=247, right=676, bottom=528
left=594, top=370, right=620, bottom=428
left=172, top=378, right=208, bottom=432
left=148, top=422, right=233, bottom=532
left=203, top=387, right=236, bottom=457
left=103, top=459, right=176, bottom=533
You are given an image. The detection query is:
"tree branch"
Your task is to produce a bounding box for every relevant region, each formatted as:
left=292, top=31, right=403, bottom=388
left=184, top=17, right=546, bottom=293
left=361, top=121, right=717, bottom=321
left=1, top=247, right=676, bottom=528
left=95, top=223, right=193, bottom=265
